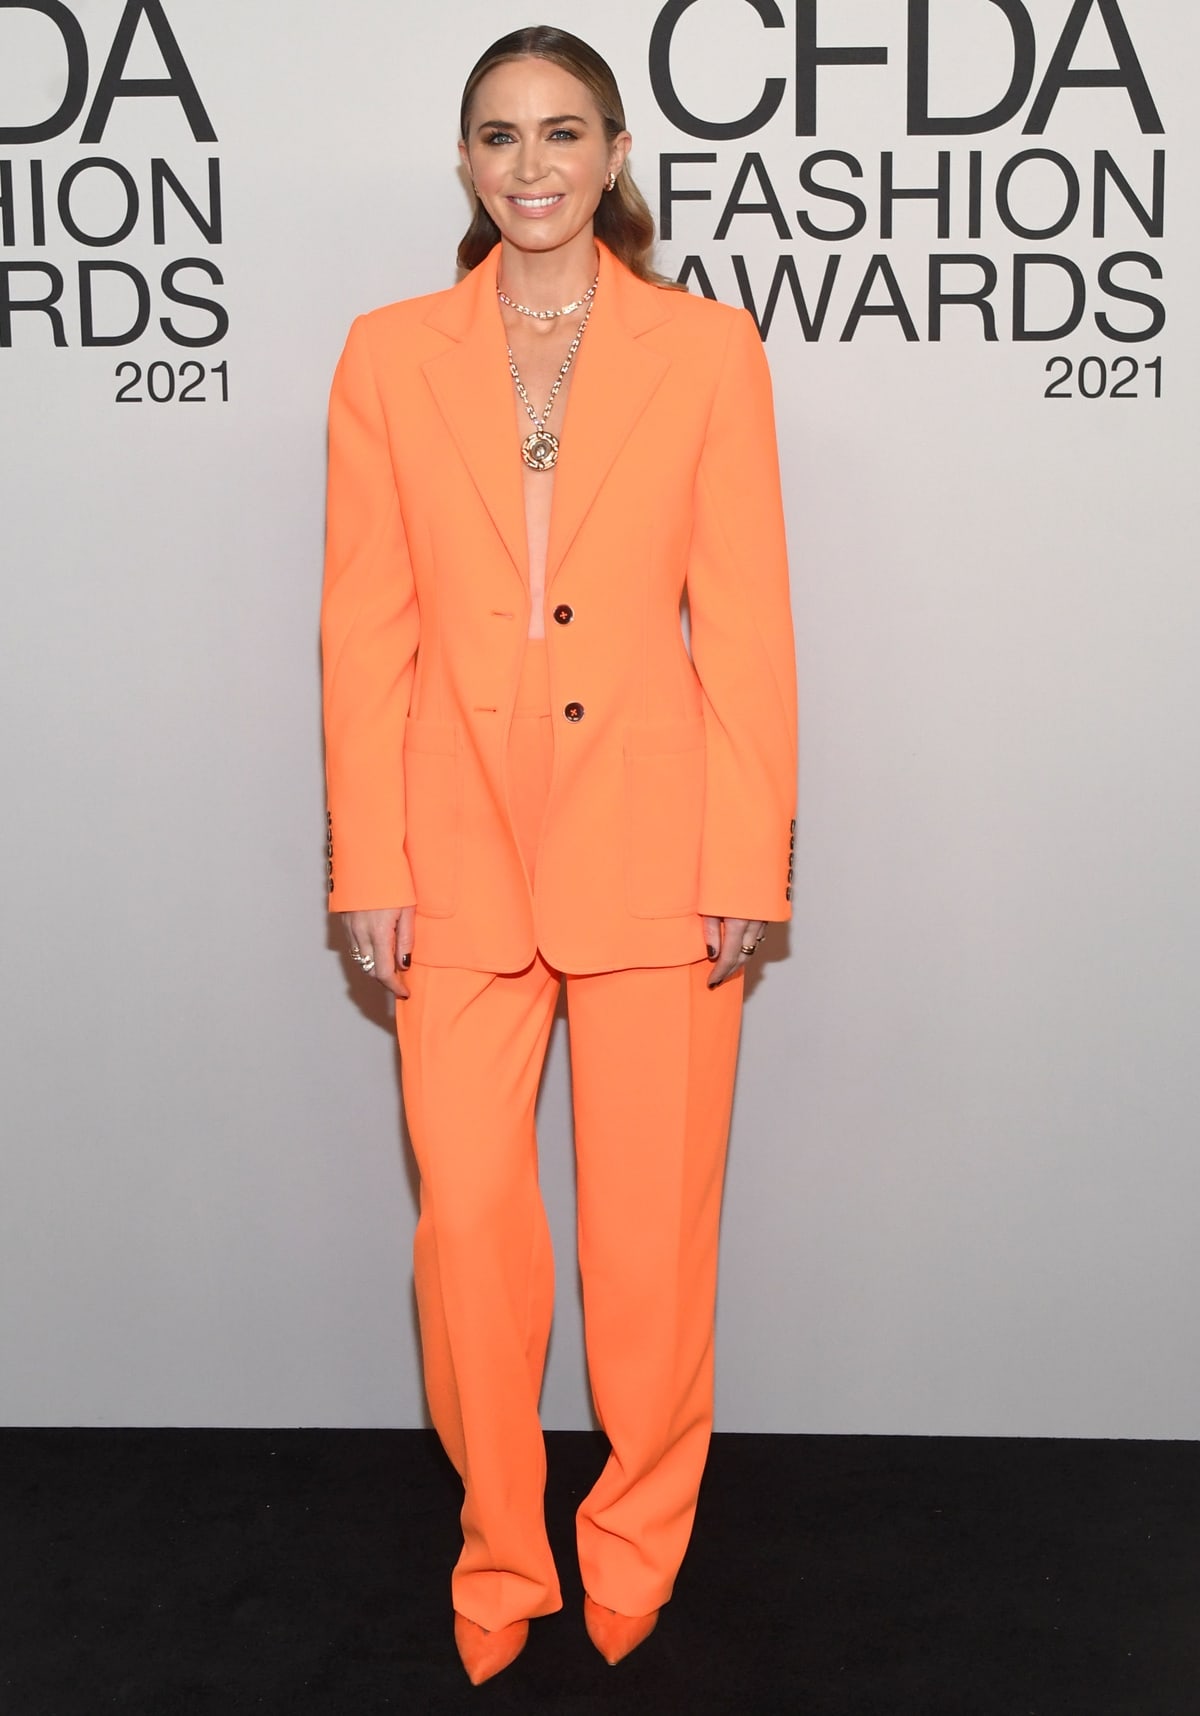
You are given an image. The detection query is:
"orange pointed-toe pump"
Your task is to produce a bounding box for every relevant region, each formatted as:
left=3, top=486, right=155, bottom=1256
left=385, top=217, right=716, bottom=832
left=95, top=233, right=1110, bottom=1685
left=583, top=1594, right=660, bottom=1665
left=453, top=1612, right=529, bottom=1685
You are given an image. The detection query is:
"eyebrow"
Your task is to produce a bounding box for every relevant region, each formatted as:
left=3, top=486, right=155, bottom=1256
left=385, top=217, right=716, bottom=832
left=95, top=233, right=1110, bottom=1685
left=476, top=113, right=590, bottom=131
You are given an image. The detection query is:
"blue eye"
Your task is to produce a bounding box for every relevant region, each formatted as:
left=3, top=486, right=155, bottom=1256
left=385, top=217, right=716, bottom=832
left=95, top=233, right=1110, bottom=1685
left=479, top=126, right=578, bottom=145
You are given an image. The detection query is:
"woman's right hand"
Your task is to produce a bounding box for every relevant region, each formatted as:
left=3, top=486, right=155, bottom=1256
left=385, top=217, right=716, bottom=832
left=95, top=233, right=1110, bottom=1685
left=341, top=906, right=415, bottom=1000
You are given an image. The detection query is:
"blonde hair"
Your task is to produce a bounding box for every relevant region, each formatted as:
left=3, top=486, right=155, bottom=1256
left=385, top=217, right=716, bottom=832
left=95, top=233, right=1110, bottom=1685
left=457, top=26, right=682, bottom=289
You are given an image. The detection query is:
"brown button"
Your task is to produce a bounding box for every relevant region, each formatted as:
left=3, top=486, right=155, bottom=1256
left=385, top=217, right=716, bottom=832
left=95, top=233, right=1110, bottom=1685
left=564, top=701, right=585, bottom=722
left=553, top=603, right=574, bottom=625
left=785, top=885, right=792, bottom=901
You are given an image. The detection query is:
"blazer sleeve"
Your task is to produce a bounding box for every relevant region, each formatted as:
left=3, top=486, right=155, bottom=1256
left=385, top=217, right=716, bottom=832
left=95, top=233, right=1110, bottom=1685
left=686, top=307, right=798, bottom=922
left=320, top=314, right=419, bottom=912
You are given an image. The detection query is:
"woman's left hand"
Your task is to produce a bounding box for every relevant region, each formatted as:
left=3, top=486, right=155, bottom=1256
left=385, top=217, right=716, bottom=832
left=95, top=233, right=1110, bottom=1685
left=702, top=915, right=767, bottom=987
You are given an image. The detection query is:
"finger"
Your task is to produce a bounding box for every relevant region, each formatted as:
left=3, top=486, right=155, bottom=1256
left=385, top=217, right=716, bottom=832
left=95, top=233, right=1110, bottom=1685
left=735, top=920, right=768, bottom=966
left=388, top=906, right=415, bottom=1002
left=373, top=949, right=408, bottom=1001
left=708, top=918, right=750, bottom=987
left=701, top=915, right=722, bottom=960
left=354, top=932, right=383, bottom=983
left=359, top=907, right=405, bottom=1000
left=394, top=904, right=415, bottom=964
left=345, top=913, right=380, bottom=978
left=342, top=911, right=366, bottom=957
left=344, top=909, right=407, bottom=999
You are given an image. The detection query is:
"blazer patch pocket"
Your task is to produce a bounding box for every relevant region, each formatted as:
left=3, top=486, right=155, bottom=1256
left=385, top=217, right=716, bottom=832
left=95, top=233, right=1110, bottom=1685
left=623, top=716, right=706, bottom=918
left=403, top=717, right=460, bottom=918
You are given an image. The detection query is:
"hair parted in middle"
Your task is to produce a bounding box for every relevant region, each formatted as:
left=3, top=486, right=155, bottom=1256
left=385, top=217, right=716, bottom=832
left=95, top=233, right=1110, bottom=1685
left=457, top=24, right=683, bottom=289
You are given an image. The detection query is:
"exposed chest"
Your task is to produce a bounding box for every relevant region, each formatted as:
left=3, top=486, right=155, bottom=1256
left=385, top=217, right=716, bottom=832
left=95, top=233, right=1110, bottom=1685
left=505, top=317, right=586, bottom=453
left=505, top=319, right=588, bottom=616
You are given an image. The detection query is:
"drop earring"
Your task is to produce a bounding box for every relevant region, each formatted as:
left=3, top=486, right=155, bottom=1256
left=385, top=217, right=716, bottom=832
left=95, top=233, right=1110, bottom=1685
left=606, top=171, right=617, bottom=191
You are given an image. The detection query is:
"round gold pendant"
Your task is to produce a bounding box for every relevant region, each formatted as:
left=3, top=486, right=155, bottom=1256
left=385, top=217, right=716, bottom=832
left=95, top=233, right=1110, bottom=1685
left=522, top=430, right=559, bottom=471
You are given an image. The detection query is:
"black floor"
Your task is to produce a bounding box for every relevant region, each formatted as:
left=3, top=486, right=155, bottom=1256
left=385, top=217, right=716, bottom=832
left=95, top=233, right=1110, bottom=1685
left=3, top=1428, right=1197, bottom=1715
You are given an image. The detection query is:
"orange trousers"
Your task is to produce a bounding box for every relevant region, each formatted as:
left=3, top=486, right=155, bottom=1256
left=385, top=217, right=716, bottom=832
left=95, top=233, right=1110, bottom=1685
left=395, top=639, right=744, bottom=1630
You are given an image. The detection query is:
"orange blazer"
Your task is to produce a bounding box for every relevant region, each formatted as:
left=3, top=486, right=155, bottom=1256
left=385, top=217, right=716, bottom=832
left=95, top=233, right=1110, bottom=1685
left=321, top=239, right=797, bottom=975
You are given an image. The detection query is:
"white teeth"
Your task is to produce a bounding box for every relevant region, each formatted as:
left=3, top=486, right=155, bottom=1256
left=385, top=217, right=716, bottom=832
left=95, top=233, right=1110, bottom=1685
left=511, top=195, right=561, bottom=207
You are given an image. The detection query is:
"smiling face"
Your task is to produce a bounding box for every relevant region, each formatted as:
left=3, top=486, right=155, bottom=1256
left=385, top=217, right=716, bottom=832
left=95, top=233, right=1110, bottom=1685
left=458, top=56, right=631, bottom=260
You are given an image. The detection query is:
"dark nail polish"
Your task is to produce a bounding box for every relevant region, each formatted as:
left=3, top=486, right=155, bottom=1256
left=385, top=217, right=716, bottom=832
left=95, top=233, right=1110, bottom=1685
left=706, top=945, right=718, bottom=960
left=401, top=953, right=411, bottom=969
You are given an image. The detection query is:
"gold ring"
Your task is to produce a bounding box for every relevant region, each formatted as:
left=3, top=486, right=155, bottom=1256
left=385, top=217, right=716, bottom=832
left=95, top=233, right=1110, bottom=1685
left=740, top=944, right=756, bottom=956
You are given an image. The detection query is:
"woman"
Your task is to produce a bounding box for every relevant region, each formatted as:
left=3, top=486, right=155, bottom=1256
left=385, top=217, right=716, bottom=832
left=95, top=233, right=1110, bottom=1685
left=321, top=25, right=797, bottom=1685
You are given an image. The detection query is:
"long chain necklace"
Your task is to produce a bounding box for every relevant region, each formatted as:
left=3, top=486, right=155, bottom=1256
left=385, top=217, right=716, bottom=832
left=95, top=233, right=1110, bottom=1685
left=497, top=274, right=598, bottom=319
left=506, top=291, right=595, bottom=472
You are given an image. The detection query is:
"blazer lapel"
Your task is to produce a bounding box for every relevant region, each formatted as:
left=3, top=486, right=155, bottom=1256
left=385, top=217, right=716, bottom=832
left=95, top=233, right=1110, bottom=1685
left=546, top=242, right=671, bottom=586
left=420, top=241, right=675, bottom=590
left=421, top=249, right=529, bottom=583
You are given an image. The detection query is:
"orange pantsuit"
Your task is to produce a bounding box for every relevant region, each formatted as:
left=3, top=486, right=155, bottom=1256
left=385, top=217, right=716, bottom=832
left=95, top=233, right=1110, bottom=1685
left=397, top=640, right=744, bottom=1627
left=321, top=241, right=797, bottom=1628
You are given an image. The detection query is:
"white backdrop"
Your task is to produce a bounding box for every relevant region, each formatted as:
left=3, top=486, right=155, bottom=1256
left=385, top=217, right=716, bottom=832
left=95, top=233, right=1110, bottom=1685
left=1, top=0, right=1197, bottom=1435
